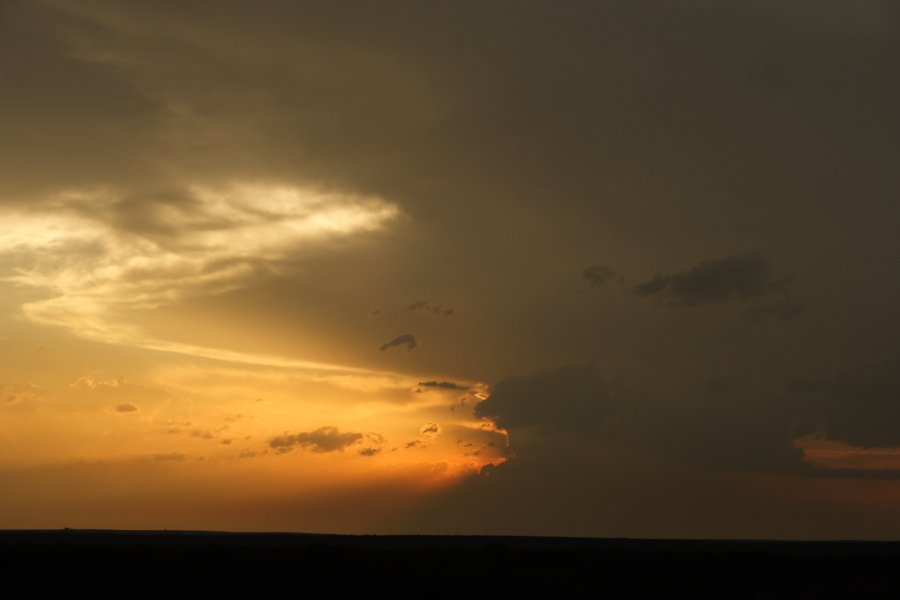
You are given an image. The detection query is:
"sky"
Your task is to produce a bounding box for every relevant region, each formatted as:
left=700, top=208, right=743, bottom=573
left=1, top=0, right=898, bottom=538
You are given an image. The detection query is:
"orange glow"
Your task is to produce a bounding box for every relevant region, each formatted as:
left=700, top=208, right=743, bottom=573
left=794, top=435, right=900, bottom=471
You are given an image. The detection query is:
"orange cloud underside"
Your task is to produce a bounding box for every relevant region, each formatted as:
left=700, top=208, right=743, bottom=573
left=795, top=435, right=900, bottom=471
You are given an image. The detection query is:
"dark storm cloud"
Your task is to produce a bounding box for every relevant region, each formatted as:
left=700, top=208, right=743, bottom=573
left=475, top=364, right=623, bottom=434
left=114, top=403, right=138, bottom=413
left=581, top=265, right=617, bottom=286
left=270, top=426, right=363, bottom=454
left=379, top=334, right=417, bottom=352
left=634, top=254, right=789, bottom=306
left=476, top=364, right=806, bottom=473
left=789, top=362, right=900, bottom=448
left=418, top=380, right=467, bottom=391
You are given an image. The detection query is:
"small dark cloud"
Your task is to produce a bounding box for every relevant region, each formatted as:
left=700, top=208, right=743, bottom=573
left=358, top=447, right=381, bottom=457
left=581, top=265, right=617, bottom=286
left=406, top=300, right=453, bottom=317
left=407, top=299, right=428, bottom=311
left=418, top=380, right=467, bottom=391
left=370, top=309, right=383, bottom=318
left=150, top=453, right=189, bottom=462
left=421, top=422, right=441, bottom=435
left=270, top=426, right=363, bottom=454
left=365, top=432, right=386, bottom=444
left=114, top=403, right=138, bottom=413
left=190, top=429, right=215, bottom=440
left=405, top=440, right=424, bottom=449
left=743, top=303, right=804, bottom=321
left=379, top=334, right=417, bottom=352
left=239, top=449, right=260, bottom=459
left=221, top=439, right=232, bottom=445
left=634, top=254, right=789, bottom=306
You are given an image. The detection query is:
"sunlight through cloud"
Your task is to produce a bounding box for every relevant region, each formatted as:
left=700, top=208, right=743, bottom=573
left=0, top=183, right=399, bottom=355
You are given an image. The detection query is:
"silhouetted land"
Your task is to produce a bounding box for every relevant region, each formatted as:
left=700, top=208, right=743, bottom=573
left=3, top=530, right=900, bottom=597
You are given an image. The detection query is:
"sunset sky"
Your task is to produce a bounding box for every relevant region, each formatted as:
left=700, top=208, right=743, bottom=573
left=1, top=0, right=898, bottom=538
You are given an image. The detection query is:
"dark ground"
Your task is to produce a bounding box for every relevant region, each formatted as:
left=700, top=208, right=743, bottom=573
left=3, top=530, right=900, bottom=597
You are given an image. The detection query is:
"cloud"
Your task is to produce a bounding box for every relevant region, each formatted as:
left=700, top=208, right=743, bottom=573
left=71, top=375, right=123, bottom=390
left=379, top=334, right=417, bottom=352
left=1, top=384, right=42, bottom=406
left=476, top=364, right=806, bottom=473
left=634, top=254, right=789, bottom=306
left=475, top=364, right=622, bottom=434
left=0, top=185, right=399, bottom=346
left=789, top=362, right=900, bottom=448
left=420, top=422, right=441, bottom=435
left=365, top=432, right=387, bottom=445
left=149, top=453, right=189, bottom=463
left=406, top=300, right=453, bottom=317
left=581, top=265, right=617, bottom=286
left=114, top=403, right=138, bottom=413
left=358, top=447, right=381, bottom=457
left=270, top=426, right=363, bottom=454
left=418, top=380, right=467, bottom=391
left=0, top=0, right=892, bottom=540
